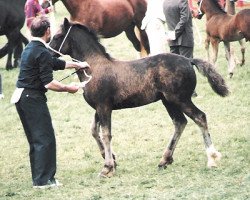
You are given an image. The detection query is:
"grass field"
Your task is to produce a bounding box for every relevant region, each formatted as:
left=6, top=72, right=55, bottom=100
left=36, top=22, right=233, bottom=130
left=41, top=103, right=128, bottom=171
left=0, top=2, right=249, bottom=200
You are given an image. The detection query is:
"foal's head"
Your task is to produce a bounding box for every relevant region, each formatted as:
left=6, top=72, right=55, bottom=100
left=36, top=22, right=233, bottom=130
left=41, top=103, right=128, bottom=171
left=49, top=18, right=74, bottom=57
left=197, top=0, right=226, bottom=19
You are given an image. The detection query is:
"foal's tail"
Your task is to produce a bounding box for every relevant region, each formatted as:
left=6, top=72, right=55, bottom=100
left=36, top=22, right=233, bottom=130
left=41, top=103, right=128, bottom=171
left=191, top=58, right=229, bottom=97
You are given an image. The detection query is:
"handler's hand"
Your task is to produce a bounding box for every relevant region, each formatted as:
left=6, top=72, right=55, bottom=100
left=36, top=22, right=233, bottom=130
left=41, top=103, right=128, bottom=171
left=66, top=84, right=79, bottom=94
left=77, top=61, right=90, bottom=69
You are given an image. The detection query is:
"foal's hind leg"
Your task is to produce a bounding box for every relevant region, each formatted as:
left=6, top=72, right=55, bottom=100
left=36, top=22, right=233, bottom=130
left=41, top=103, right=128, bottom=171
left=205, top=36, right=211, bottom=62
left=239, top=39, right=245, bottom=66
left=158, top=101, right=187, bottom=169
left=224, top=41, right=235, bottom=78
left=181, top=101, right=222, bottom=168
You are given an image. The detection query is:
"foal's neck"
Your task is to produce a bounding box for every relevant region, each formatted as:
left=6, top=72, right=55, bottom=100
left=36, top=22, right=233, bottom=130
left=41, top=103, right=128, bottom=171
left=204, top=0, right=226, bottom=20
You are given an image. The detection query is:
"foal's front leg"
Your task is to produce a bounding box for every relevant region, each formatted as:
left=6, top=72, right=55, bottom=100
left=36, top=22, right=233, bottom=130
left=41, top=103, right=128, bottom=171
left=210, top=38, right=219, bottom=66
left=205, top=36, right=210, bottom=62
left=92, top=113, right=116, bottom=164
left=97, top=109, right=115, bottom=177
left=91, top=113, right=105, bottom=157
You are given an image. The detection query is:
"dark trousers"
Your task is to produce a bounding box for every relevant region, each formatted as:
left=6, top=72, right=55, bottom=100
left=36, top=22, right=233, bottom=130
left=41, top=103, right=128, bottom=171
left=170, top=46, right=193, bottom=58
left=15, top=89, right=56, bottom=186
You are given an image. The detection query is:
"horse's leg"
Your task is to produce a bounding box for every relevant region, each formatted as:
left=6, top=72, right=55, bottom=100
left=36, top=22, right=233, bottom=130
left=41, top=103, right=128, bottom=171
left=13, top=40, right=23, bottom=68
left=125, top=24, right=140, bottom=52
left=158, top=100, right=187, bottom=169
left=224, top=41, right=235, bottom=78
left=181, top=100, right=222, bottom=168
left=97, top=107, right=115, bottom=177
left=6, top=46, right=14, bottom=70
left=91, top=112, right=104, bottom=157
left=91, top=112, right=117, bottom=164
left=135, top=27, right=150, bottom=57
left=125, top=24, right=149, bottom=57
left=6, top=29, right=21, bottom=70
left=205, top=36, right=210, bottom=62
left=210, top=38, right=219, bottom=66
left=239, top=39, right=245, bottom=66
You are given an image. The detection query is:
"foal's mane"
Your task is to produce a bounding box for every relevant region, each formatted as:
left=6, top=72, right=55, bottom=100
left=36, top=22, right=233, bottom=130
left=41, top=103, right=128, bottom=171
left=210, top=0, right=226, bottom=14
left=70, top=23, right=113, bottom=61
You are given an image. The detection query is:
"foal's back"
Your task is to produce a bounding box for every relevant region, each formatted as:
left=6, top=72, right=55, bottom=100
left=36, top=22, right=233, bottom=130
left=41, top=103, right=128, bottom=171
left=84, top=54, right=196, bottom=109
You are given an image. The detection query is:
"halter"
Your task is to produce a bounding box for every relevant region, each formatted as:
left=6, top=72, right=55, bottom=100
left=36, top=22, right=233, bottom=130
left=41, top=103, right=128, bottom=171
left=197, top=0, right=204, bottom=15
left=48, top=25, right=92, bottom=88
left=58, top=25, right=72, bottom=52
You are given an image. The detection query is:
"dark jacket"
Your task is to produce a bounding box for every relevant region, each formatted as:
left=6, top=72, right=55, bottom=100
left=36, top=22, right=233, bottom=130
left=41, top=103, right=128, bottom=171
left=163, top=0, right=194, bottom=47
left=17, top=40, right=65, bottom=93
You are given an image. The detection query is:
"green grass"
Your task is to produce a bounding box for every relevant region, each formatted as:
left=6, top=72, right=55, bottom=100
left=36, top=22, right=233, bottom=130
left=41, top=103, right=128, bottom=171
left=0, top=2, right=249, bottom=200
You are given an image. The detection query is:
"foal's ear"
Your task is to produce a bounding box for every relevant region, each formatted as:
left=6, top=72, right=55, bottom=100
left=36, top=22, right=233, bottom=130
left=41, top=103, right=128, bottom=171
left=63, top=18, right=70, bottom=29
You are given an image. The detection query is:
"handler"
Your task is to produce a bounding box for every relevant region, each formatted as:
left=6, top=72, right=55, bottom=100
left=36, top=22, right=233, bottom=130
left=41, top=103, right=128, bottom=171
left=11, top=16, right=89, bottom=189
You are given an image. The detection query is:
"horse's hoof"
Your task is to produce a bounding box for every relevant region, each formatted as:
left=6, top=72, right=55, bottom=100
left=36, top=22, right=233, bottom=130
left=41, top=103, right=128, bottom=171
left=207, top=159, right=218, bottom=168
left=6, top=66, right=13, bottom=71
left=229, top=73, right=233, bottom=79
left=98, top=165, right=115, bottom=178
left=14, top=59, right=21, bottom=68
left=158, top=164, right=167, bottom=170
left=158, top=157, right=174, bottom=169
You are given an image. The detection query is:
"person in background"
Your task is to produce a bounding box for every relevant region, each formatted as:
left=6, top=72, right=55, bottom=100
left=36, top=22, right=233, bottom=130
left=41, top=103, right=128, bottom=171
left=163, top=0, right=197, bottom=96
left=11, top=16, right=90, bottom=189
left=25, top=0, right=53, bottom=39
left=41, top=0, right=57, bottom=36
left=163, top=0, right=194, bottom=58
left=141, top=0, right=167, bottom=55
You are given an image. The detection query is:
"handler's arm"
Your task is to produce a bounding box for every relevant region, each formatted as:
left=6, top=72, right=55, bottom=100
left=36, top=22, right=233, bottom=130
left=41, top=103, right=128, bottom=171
left=45, top=80, right=79, bottom=93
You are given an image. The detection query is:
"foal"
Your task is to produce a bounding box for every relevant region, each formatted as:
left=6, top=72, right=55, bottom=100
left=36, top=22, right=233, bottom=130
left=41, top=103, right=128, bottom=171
left=50, top=19, right=229, bottom=177
left=197, top=0, right=250, bottom=77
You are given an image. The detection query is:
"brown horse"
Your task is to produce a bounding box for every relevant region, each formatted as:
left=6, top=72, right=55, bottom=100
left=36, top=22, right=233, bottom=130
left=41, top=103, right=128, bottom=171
left=197, top=0, right=250, bottom=77
left=50, top=18, right=229, bottom=177
left=51, top=0, right=150, bottom=57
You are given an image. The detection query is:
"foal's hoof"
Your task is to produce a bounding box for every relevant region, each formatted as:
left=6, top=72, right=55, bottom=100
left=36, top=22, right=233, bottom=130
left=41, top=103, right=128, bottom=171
left=98, top=165, right=115, bottom=178
left=207, top=150, right=222, bottom=168
left=158, top=157, right=174, bottom=169
left=228, top=73, right=233, bottom=79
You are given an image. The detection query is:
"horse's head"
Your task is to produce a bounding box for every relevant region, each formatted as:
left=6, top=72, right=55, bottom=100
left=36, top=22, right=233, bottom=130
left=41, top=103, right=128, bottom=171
left=196, top=0, right=205, bottom=19
left=49, top=18, right=74, bottom=58
left=50, top=18, right=112, bottom=62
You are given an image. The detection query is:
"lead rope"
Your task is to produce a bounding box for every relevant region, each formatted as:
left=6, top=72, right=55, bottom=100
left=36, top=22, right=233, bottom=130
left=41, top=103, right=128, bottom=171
left=198, top=0, right=204, bottom=15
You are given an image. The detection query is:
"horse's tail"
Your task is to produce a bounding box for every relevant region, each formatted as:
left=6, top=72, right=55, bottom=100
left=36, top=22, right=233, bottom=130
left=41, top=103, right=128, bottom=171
left=190, top=58, right=229, bottom=97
